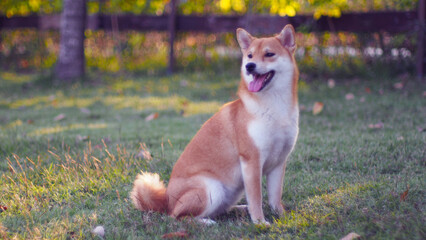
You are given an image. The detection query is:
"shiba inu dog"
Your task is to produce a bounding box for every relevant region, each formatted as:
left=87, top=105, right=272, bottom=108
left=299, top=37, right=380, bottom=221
left=131, top=24, right=299, bottom=225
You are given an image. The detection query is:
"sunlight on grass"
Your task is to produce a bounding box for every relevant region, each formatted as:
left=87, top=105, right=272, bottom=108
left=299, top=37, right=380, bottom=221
left=102, top=95, right=222, bottom=115
left=8, top=95, right=51, bottom=109
left=3, top=119, right=23, bottom=129
left=271, top=182, right=376, bottom=234
left=0, top=72, right=33, bottom=84
left=111, top=80, right=143, bottom=92
left=1, top=139, right=378, bottom=239
left=28, top=123, right=109, bottom=136
left=8, top=92, right=98, bottom=109
left=183, top=101, right=223, bottom=116
left=2, top=73, right=423, bottom=238
left=7, top=94, right=222, bottom=116
left=1, top=142, right=144, bottom=238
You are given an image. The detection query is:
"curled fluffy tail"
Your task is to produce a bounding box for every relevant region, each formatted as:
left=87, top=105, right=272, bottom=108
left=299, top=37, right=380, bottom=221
left=130, top=172, right=168, bottom=213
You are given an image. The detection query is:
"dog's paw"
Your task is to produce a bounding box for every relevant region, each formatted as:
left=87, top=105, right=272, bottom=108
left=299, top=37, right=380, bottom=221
left=228, top=204, right=248, bottom=213
left=253, top=219, right=271, bottom=227
left=272, top=203, right=285, bottom=215
left=197, top=218, right=217, bottom=225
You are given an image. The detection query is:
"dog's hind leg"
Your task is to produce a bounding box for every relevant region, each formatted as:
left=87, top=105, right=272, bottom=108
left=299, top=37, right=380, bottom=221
left=228, top=204, right=248, bottom=213
left=168, top=177, right=230, bottom=220
left=169, top=188, right=207, bottom=219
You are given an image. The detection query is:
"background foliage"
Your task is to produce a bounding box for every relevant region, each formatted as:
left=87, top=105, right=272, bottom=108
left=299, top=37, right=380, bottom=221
left=0, top=0, right=420, bottom=79
left=0, top=0, right=418, bottom=17
left=0, top=0, right=420, bottom=80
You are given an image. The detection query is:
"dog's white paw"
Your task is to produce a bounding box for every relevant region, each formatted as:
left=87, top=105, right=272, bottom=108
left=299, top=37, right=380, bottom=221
left=233, top=204, right=248, bottom=211
left=253, top=219, right=271, bottom=227
left=197, top=218, right=217, bottom=225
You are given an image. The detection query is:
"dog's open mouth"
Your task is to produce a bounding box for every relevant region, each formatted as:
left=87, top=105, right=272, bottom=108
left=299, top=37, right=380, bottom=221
left=248, top=71, right=275, bottom=92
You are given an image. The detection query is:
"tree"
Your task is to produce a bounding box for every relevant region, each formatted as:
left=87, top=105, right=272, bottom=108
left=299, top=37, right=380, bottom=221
left=56, top=0, right=86, bottom=81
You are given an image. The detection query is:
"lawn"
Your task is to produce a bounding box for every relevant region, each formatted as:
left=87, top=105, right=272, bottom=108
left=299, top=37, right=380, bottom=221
left=0, top=70, right=425, bottom=239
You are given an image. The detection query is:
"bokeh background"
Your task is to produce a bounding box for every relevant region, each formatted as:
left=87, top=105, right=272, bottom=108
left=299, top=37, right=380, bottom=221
left=0, top=0, right=420, bottom=80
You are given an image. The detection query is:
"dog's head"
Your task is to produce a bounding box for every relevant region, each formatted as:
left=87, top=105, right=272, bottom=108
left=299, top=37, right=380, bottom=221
left=236, top=25, right=297, bottom=94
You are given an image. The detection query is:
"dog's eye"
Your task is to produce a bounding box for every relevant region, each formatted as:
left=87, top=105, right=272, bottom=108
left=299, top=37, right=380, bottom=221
left=248, top=54, right=253, bottom=58
left=265, top=53, right=275, bottom=57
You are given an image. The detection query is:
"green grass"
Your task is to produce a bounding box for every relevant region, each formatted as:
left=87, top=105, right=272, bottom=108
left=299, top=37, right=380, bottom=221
left=0, top=71, right=425, bottom=239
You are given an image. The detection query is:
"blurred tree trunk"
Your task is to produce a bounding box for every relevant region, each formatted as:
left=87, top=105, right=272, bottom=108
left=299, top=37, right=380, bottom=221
left=56, top=0, right=86, bottom=82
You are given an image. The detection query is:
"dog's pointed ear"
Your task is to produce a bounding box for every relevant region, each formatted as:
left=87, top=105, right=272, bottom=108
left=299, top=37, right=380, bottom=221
left=236, top=28, right=254, bottom=51
left=277, top=24, right=296, bottom=54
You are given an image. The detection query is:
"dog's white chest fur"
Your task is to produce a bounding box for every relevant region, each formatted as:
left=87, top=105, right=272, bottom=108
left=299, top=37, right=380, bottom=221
left=243, top=91, right=299, bottom=173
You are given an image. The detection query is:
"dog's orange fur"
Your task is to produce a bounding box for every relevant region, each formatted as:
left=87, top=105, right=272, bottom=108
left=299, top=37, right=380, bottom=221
left=131, top=24, right=299, bottom=224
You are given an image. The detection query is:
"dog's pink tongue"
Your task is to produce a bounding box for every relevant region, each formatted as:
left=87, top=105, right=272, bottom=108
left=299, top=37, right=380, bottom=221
left=248, top=74, right=267, bottom=92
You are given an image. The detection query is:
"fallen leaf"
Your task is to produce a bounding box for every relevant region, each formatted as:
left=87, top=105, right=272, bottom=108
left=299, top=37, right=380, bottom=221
left=345, top=93, right=355, bottom=100
left=417, top=127, right=426, bottom=132
left=137, top=150, right=150, bottom=159
left=92, top=226, right=105, bottom=237
left=400, top=186, right=409, bottom=202
left=364, top=87, right=371, bottom=93
left=54, top=113, right=66, bottom=121
left=76, top=135, right=89, bottom=143
left=137, top=143, right=153, bottom=161
left=94, top=145, right=103, bottom=150
left=181, top=100, right=189, bottom=107
left=393, top=82, right=404, bottom=90
left=27, top=119, right=34, bottom=124
left=312, top=102, right=324, bottom=115
left=327, top=78, right=335, bottom=88
left=80, top=108, right=91, bottom=115
left=340, top=232, right=361, bottom=240
left=0, top=205, right=7, bottom=213
left=368, top=122, right=384, bottom=129
left=162, top=231, right=188, bottom=239
left=145, top=112, right=159, bottom=122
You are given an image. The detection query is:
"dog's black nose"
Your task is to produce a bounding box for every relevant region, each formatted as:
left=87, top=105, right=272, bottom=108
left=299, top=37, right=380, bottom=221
left=245, top=63, right=256, bottom=73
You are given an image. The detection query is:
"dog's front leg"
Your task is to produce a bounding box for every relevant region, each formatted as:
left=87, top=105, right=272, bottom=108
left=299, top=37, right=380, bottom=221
left=266, top=161, right=286, bottom=215
left=240, top=158, right=268, bottom=225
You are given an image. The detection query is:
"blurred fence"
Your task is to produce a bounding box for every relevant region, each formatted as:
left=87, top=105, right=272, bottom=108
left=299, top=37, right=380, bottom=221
left=0, top=9, right=424, bottom=78
left=0, top=11, right=418, bottom=33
